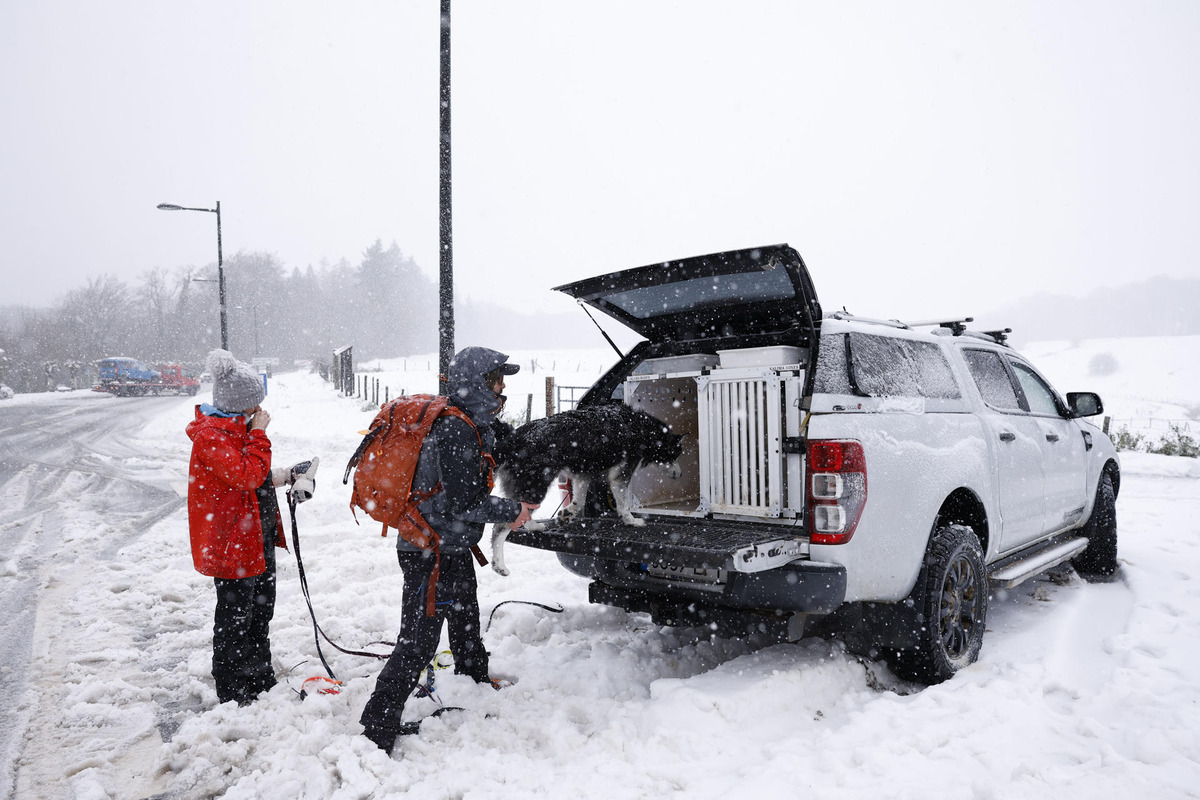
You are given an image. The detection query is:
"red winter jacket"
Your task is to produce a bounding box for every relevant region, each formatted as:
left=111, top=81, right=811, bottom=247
left=185, top=406, right=286, bottom=579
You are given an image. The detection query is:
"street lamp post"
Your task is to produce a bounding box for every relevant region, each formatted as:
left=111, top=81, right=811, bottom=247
left=157, top=201, right=227, bottom=350
left=438, top=0, right=453, bottom=394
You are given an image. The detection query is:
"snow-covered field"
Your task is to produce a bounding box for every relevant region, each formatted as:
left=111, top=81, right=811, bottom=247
left=1022, top=335, right=1200, bottom=441
left=3, top=339, right=1199, bottom=799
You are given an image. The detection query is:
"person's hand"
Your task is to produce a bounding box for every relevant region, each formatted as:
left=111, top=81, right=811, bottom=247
left=512, top=502, right=540, bottom=530
left=249, top=409, right=271, bottom=431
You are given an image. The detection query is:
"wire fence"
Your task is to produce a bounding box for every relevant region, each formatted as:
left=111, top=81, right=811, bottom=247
left=386, top=358, right=606, bottom=375
left=556, top=384, right=589, bottom=413
left=1105, top=418, right=1197, bottom=433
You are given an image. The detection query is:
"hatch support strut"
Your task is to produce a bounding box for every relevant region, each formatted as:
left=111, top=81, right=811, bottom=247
left=578, top=301, right=625, bottom=360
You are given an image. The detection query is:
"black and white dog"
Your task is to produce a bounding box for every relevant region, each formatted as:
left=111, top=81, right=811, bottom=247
left=489, top=402, right=684, bottom=576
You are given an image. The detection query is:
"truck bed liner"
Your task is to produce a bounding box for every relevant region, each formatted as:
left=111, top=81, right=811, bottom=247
left=506, top=517, right=807, bottom=574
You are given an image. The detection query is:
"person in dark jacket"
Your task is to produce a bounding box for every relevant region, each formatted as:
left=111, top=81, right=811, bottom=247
left=185, top=349, right=316, bottom=706
left=360, top=346, right=537, bottom=753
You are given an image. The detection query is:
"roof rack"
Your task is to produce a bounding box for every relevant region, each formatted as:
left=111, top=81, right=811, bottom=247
left=907, top=317, right=974, bottom=335
left=952, top=327, right=1014, bottom=346
left=827, top=310, right=909, bottom=329
left=981, top=328, right=1012, bottom=345
left=830, top=312, right=1013, bottom=346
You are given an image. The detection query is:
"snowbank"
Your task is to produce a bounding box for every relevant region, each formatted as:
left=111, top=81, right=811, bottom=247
left=6, top=340, right=1200, bottom=799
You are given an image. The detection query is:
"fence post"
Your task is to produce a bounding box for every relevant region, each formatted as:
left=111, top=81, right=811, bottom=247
left=524, top=393, right=533, bottom=424
left=545, top=376, right=555, bottom=417
left=1102, top=416, right=1111, bottom=434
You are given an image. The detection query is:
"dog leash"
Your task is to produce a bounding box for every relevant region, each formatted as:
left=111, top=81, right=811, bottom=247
left=287, top=490, right=392, bottom=695
left=288, top=490, right=566, bottom=698
left=485, top=599, right=565, bottom=633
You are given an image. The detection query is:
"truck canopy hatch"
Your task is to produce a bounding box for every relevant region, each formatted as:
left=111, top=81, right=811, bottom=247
left=554, top=244, right=822, bottom=343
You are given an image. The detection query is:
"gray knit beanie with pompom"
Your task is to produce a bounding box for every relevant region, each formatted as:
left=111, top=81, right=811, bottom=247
left=207, top=349, right=265, bottom=413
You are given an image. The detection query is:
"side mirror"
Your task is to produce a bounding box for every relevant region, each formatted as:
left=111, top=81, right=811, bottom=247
left=1066, top=392, right=1104, bottom=417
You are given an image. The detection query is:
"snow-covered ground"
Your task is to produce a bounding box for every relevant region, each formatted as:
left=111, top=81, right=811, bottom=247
left=3, top=339, right=1199, bottom=799
left=1022, top=335, right=1200, bottom=440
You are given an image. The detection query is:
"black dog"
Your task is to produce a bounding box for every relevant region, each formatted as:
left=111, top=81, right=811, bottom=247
left=489, top=403, right=684, bottom=575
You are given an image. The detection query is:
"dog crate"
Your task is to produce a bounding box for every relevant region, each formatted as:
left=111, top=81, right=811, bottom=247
left=624, top=350, right=807, bottom=522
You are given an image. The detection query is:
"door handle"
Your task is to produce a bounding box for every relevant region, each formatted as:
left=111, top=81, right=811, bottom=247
left=1045, top=433, right=1060, bottom=442
left=999, top=432, right=1016, bottom=442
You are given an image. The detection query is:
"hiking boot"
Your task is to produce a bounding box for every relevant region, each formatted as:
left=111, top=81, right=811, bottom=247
left=364, top=721, right=422, bottom=755
left=247, top=673, right=277, bottom=698
left=363, top=725, right=401, bottom=755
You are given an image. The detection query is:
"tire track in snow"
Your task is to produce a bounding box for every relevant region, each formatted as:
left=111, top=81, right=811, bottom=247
left=0, top=395, right=192, bottom=799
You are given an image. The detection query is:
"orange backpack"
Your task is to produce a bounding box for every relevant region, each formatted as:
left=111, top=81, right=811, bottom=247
left=343, top=394, right=490, bottom=614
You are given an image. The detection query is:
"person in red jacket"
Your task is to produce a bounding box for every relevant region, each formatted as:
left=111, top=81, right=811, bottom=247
left=186, top=349, right=316, bottom=706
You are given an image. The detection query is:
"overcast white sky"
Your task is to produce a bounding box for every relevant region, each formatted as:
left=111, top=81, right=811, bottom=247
left=2, top=1, right=1198, bottom=323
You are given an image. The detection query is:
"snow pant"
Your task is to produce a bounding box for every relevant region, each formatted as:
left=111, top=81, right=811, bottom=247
left=212, top=535, right=277, bottom=705
left=359, top=548, right=490, bottom=733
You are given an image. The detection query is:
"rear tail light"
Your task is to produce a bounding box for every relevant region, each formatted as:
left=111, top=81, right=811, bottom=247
left=808, top=440, right=867, bottom=545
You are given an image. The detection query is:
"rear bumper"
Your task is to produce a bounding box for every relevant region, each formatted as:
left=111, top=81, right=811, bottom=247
left=560, top=553, right=847, bottom=615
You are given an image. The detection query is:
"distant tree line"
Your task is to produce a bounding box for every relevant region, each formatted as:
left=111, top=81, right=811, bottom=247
left=0, top=239, right=437, bottom=393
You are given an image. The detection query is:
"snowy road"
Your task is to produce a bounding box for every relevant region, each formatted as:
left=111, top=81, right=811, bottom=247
left=0, top=393, right=187, bottom=799
left=2, top=373, right=1199, bottom=799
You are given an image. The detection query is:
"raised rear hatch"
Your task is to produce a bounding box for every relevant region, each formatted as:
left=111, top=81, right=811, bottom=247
left=554, top=244, right=822, bottom=343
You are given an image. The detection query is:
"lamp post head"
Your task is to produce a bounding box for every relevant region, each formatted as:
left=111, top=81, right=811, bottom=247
left=156, top=203, right=185, bottom=211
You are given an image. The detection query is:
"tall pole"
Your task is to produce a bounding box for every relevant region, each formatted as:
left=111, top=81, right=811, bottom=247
left=438, top=0, right=453, bottom=395
left=215, top=200, right=228, bottom=351
left=157, top=201, right=228, bottom=351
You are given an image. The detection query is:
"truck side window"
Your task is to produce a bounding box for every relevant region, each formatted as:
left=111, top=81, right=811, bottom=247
left=963, top=349, right=1023, bottom=411
left=814, top=334, right=854, bottom=394
left=846, top=333, right=961, bottom=398
left=1009, top=360, right=1062, bottom=417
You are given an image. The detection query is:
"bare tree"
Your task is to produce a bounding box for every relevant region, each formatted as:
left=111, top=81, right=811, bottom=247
left=136, top=267, right=177, bottom=361
left=58, top=275, right=132, bottom=363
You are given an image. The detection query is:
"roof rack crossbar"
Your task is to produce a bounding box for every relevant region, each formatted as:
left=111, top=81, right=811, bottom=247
left=981, top=328, right=1012, bottom=345
left=827, top=310, right=909, bottom=329
left=906, top=317, right=974, bottom=336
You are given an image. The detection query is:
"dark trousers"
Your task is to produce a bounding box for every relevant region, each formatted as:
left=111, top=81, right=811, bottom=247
left=360, top=549, right=490, bottom=732
left=212, top=538, right=277, bottom=704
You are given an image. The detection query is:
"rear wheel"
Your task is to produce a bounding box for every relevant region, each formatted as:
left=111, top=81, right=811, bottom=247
left=1071, top=473, right=1117, bottom=579
left=890, top=524, right=988, bottom=684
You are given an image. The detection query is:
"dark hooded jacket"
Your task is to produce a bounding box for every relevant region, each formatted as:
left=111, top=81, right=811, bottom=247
left=401, top=347, right=523, bottom=553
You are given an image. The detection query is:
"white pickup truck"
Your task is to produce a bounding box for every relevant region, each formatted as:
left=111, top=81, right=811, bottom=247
left=509, top=244, right=1119, bottom=684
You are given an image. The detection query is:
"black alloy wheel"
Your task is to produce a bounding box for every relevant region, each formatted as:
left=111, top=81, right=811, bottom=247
left=1072, top=472, right=1118, bottom=579
left=891, top=524, right=988, bottom=684
left=937, top=541, right=985, bottom=662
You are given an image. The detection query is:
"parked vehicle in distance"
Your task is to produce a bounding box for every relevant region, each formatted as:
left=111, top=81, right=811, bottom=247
left=508, top=243, right=1120, bottom=684
left=97, top=357, right=159, bottom=383
left=93, top=358, right=200, bottom=397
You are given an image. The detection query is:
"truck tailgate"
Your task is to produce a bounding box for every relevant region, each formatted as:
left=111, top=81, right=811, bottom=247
left=506, top=517, right=806, bottom=574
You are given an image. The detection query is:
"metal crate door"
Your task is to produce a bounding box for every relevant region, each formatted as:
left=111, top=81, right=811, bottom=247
left=698, top=370, right=784, bottom=517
